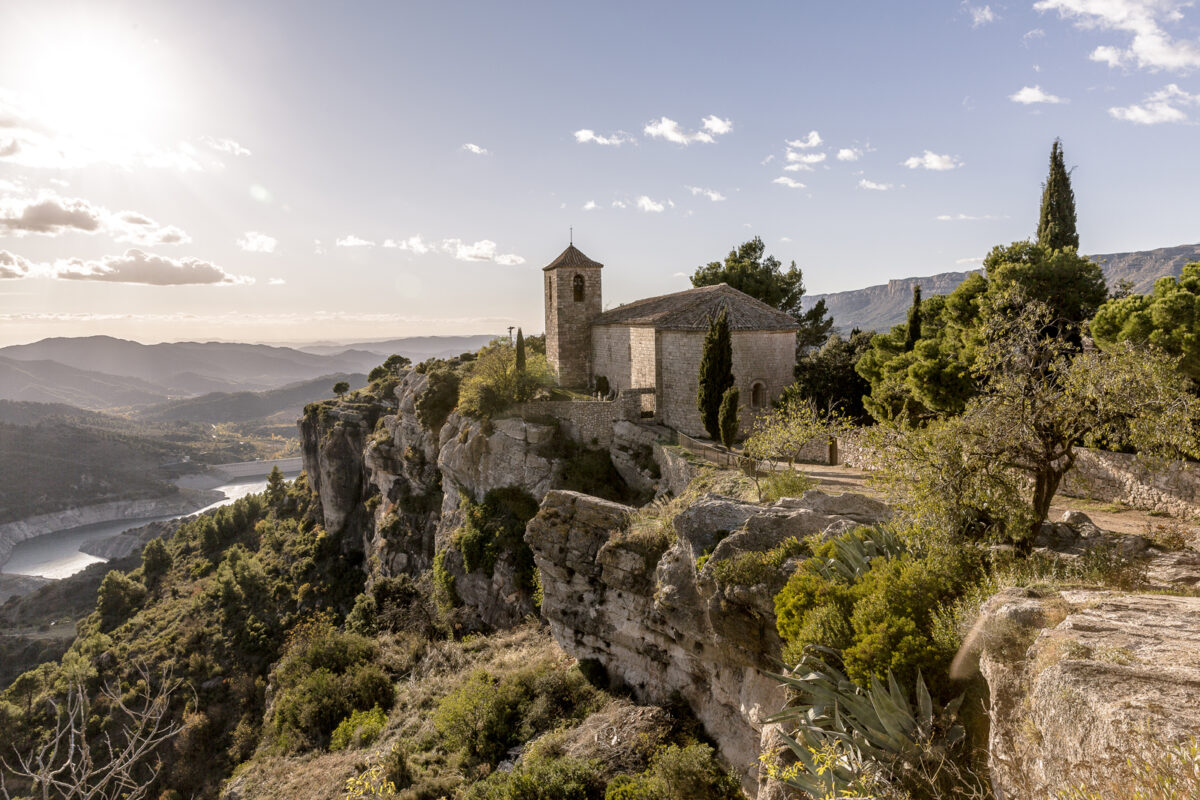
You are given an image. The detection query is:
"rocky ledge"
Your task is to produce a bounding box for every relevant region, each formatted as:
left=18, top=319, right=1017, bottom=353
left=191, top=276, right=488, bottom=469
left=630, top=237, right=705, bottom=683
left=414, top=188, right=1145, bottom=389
left=525, top=488, right=891, bottom=795
left=978, top=587, right=1200, bottom=799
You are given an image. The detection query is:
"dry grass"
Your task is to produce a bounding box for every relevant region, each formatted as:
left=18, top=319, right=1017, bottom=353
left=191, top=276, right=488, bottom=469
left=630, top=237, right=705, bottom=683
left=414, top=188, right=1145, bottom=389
left=1055, top=736, right=1200, bottom=800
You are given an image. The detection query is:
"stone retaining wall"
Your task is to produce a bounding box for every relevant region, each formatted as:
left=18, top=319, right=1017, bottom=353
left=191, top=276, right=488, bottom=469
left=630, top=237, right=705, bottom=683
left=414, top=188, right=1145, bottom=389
left=507, top=390, right=645, bottom=448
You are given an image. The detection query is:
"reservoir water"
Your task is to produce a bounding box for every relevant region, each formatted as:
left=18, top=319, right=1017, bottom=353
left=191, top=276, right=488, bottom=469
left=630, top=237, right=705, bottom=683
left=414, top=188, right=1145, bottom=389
left=1, top=475, right=298, bottom=580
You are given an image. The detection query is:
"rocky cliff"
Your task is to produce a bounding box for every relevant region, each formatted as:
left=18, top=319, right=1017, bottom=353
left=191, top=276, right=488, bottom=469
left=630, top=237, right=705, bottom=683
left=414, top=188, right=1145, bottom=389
left=525, top=488, right=891, bottom=795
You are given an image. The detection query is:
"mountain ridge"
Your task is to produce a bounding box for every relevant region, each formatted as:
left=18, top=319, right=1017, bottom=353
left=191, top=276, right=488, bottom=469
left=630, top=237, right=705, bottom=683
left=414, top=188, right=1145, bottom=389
left=803, top=242, right=1200, bottom=333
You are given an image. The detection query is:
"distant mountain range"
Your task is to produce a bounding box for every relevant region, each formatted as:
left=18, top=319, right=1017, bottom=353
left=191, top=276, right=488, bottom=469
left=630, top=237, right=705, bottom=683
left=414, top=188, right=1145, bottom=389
left=803, top=243, right=1200, bottom=333
left=132, top=372, right=368, bottom=424
left=0, top=334, right=495, bottom=411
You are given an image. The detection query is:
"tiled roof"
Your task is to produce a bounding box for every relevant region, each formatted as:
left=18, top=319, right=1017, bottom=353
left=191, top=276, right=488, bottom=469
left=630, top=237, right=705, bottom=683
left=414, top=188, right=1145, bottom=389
left=591, top=283, right=800, bottom=332
left=543, top=244, right=604, bottom=271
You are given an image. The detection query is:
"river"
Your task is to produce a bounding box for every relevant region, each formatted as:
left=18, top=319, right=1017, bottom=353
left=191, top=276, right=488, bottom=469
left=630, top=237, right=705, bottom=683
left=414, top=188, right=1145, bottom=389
left=0, top=475, right=298, bottom=580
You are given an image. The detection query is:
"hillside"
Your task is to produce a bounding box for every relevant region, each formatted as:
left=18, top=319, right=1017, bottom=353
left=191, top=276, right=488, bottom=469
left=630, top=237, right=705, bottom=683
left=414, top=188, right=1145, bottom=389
left=0, top=356, right=169, bottom=409
left=0, top=336, right=381, bottom=394
left=133, top=372, right=368, bottom=424
left=295, top=334, right=496, bottom=359
left=804, top=242, right=1200, bottom=332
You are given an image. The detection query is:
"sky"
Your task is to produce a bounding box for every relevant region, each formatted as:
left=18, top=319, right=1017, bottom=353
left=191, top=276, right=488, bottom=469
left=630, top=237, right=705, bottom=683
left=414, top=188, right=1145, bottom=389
left=1, top=0, right=1198, bottom=347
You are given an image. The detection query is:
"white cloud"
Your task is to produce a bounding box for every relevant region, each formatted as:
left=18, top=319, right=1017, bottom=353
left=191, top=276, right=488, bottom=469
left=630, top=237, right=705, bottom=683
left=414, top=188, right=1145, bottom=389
left=836, top=147, right=862, bottom=161
left=0, top=249, right=36, bottom=278
left=238, top=231, right=277, bottom=253
left=336, top=235, right=376, bottom=248
left=783, top=164, right=808, bottom=173
left=858, top=179, right=893, bottom=191
left=583, top=200, right=598, bottom=211
left=268, top=277, right=286, bottom=285
left=772, top=176, right=806, bottom=189
left=956, top=257, right=985, bottom=265
left=1023, top=28, right=1047, bottom=45
left=381, top=234, right=523, bottom=264
left=0, top=193, right=189, bottom=245
left=780, top=236, right=793, bottom=242
left=1035, top=0, right=1200, bottom=71
left=701, top=115, right=733, bottom=135
left=644, top=116, right=732, bottom=145
left=672, top=271, right=688, bottom=278
left=53, top=249, right=252, bottom=285
left=903, top=150, right=963, bottom=170
left=686, top=186, right=726, bottom=202
left=1090, top=44, right=1126, bottom=66
left=787, top=151, right=827, bottom=165
left=936, top=213, right=1007, bottom=221
left=966, top=4, right=997, bottom=27
left=786, top=131, right=822, bottom=148
left=462, top=143, right=489, bottom=155
left=573, top=129, right=635, bottom=146
left=761, top=154, right=775, bottom=165
left=1109, top=83, right=1200, bottom=123
left=636, top=195, right=665, bottom=212
left=1010, top=85, right=1068, bottom=104
left=611, top=200, right=627, bottom=209
left=201, top=136, right=251, bottom=156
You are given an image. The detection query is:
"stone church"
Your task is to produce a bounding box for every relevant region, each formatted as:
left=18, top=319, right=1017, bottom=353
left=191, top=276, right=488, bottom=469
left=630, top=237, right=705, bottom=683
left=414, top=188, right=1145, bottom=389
left=543, top=243, right=798, bottom=438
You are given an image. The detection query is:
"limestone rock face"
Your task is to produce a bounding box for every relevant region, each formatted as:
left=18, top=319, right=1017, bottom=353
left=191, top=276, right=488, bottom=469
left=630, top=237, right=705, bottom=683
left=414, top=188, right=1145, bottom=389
left=526, top=488, right=889, bottom=797
left=978, top=587, right=1200, bottom=799
left=437, top=413, right=562, bottom=509
left=299, top=398, right=390, bottom=540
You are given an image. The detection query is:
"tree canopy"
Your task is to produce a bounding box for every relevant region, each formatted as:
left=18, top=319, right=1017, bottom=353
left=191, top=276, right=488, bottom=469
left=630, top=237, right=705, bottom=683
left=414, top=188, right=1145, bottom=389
left=691, top=236, right=833, bottom=348
left=1036, top=138, right=1078, bottom=251
left=1092, top=262, right=1200, bottom=381
left=696, top=308, right=734, bottom=440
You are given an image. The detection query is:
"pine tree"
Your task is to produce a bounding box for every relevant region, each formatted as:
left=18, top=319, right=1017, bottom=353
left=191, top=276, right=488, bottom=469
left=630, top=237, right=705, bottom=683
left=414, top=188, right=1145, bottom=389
left=905, top=285, right=922, bottom=351
left=697, top=308, right=735, bottom=440
left=1037, top=138, right=1079, bottom=251
left=718, top=386, right=740, bottom=448
left=266, top=465, right=286, bottom=507
left=515, top=328, right=526, bottom=373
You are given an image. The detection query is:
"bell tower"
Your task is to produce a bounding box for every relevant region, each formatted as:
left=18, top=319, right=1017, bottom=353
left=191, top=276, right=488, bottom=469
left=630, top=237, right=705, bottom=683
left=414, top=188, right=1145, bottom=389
left=543, top=243, right=603, bottom=388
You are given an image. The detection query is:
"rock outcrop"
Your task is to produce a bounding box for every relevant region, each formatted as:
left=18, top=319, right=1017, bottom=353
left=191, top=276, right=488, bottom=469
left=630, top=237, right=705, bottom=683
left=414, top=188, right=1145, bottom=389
left=526, top=488, right=891, bottom=796
left=977, top=587, right=1200, bottom=799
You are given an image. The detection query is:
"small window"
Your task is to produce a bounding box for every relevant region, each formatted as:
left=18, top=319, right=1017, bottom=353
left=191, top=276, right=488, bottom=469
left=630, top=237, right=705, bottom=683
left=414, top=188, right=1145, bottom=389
left=750, top=381, right=767, bottom=408
left=572, top=273, right=585, bottom=302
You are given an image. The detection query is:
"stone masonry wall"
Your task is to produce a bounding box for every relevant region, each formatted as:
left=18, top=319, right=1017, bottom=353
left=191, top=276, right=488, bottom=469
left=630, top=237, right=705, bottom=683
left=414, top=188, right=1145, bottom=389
left=658, top=329, right=796, bottom=438
left=630, top=326, right=657, bottom=389
left=546, top=266, right=602, bottom=388
left=591, top=325, right=632, bottom=393
left=507, top=391, right=642, bottom=448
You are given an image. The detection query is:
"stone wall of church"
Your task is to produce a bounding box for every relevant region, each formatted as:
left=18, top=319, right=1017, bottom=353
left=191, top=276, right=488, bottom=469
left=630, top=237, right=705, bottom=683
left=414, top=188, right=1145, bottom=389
left=506, top=392, right=643, bottom=449
left=546, top=266, right=602, bottom=388
left=591, top=324, right=657, bottom=394
left=657, top=329, right=796, bottom=438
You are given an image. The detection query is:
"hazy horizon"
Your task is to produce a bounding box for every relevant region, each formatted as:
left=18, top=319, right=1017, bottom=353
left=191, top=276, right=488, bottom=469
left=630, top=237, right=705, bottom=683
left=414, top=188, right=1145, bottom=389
left=3, top=1, right=1200, bottom=346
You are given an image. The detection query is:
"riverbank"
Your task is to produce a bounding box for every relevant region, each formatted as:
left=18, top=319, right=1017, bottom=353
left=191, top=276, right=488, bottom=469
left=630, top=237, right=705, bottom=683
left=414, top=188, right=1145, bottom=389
left=0, top=489, right=220, bottom=569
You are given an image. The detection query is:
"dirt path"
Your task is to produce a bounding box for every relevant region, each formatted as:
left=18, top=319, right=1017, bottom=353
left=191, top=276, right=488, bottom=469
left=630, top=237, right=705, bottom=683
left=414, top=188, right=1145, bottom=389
left=793, top=461, right=1200, bottom=542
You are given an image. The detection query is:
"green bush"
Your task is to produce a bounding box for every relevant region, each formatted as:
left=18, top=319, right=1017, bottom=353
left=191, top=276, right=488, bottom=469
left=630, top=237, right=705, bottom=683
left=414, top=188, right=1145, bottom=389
left=435, top=662, right=599, bottom=766
left=454, top=488, right=539, bottom=591
left=758, top=470, right=816, bottom=503
left=268, top=619, right=395, bottom=751
left=96, top=570, right=146, bottom=631
left=708, top=536, right=807, bottom=587
left=330, top=705, right=388, bottom=751
left=458, top=340, right=555, bottom=419
left=774, top=528, right=983, bottom=692
left=416, top=367, right=461, bottom=432
left=604, top=744, right=741, bottom=800
left=465, top=755, right=606, bottom=800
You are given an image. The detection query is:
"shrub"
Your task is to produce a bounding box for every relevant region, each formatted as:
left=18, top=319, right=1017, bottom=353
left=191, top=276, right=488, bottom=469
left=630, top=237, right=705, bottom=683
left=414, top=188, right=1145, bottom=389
left=96, top=570, right=146, bottom=631
left=141, top=537, right=172, bottom=586
left=330, top=705, right=388, bottom=751
left=708, top=536, right=808, bottom=587
left=605, top=743, right=741, bottom=800
left=416, top=367, right=461, bottom=432
left=465, top=755, right=606, bottom=800
left=774, top=528, right=982, bottom=692
left=757, top=470, right=815, bottom=503
left=454, top=488, right=540, bottom=591
left=459, top=340, right=555, bottom=419
left=435, top=662, right=599, bottom=766
left=268, top=618, right=395, bottom=751
left=432, top=549, right=459, bottom=614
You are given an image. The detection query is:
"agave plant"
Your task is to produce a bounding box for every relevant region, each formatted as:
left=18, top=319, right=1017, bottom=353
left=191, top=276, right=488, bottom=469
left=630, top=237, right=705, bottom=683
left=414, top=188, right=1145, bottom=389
left=811, top=526, right=908, bottom=583
left=766, top=648, right=982, bottom=800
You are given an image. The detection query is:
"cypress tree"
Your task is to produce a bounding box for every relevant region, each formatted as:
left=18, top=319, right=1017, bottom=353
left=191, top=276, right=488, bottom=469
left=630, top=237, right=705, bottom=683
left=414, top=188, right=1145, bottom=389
left=718, top=386, right=740, bottom=448
left=515, top=328, right=526, bottom=372
left=1037, top=138, right=1079, bottom=251
left=905, top=285, right=922, bottom=351
left=697, top=308, right=735, bottom=440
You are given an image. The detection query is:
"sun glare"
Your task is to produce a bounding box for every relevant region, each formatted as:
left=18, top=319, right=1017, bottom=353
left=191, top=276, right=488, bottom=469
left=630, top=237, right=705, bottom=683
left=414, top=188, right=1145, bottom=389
left=22, top=24, right=170, bottom=161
